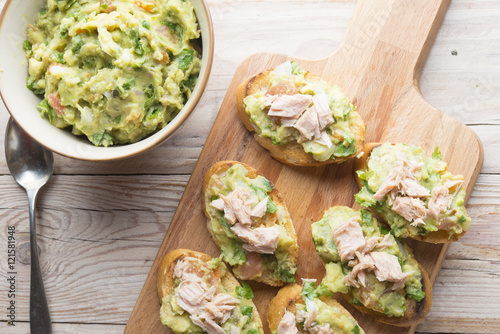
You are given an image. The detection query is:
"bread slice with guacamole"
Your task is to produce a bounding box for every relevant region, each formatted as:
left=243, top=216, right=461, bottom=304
left=236, top=61, right=365, bottom=166
left=202, top=161, right=298, bottom=286
left=355, top=142, right=471, bottom=243
left=268, top=282, right=365, bottom=334
left=157, top=249, right=264, bottom=334
left=311, top=206, right=432, bottom=326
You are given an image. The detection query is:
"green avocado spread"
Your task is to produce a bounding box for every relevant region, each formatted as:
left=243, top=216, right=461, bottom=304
left=243, top=61, right=362, bottom=162
left=160, top=257, right=262, bottom=334
left=205, top=163, right=297, bottom=284
left=355, top=143, right=470, bottom=239
left=25, top=0, right=201, bottom=146
left=311, top=206, right=425, bottom=317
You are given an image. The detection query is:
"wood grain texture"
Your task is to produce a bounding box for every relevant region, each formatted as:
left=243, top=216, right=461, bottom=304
left=0, top=174, right=499, bottom=332
left=126, top=0, right=483, bottom=333
left=0, top=0, right=499, bottom=333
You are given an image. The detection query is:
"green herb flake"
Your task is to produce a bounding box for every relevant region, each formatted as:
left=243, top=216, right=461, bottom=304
left=334, top=138, right=356, bottom=157
left=290, top=61, right=304, bottom=75
left=143, top=84, right=156, bottom=110
left=349, top=298, right=363, bottom=306
left=83, top=57, right=96, bottom=67
left=301, top=281, right=317, bottom=300
left=432, top=146, right=443, bottom=160
left=277, top=268, right=295, bottom=283
left=380, top=225, right=390, bottom=235
left=353, top=325, right=360, bottom=334
left=360, top=210, right=373, bottom=227
left=72, top=36, right=85, bottom=53
left=56, top=52, right=66, bottom=64
left=91, top=131, right=113, bottom=146
left=60, top=26, right=69, bottom=38
left=141, top=20, right=150, bottom=29
left=26, top=77, right=44, bottom=95
left=181, top=76, right=197, bottom=92
left=266, top=199, right=277, bottom=214
left=236, top=282, right=254, bottom=299
left=162, top=21, right=184, bottom=39
left=23, top=40, right=32, bottom=51
left=407, top=289, right=426, bottom=302
left=177, top=48, right=194, bottom=70
left=246, top=329, right=260, bottom=334
left=146, top=105, right=162, bottom=120
left=130, top=29, right=143, bottom=55
left=37, top=99, right=54, bottom=123
left=241, top=305, right=253, bottom=321
left=122, top=78, right=136, bottom=90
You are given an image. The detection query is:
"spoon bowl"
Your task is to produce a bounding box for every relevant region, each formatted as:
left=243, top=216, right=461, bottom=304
left=5, top=118, right=53, bottom=334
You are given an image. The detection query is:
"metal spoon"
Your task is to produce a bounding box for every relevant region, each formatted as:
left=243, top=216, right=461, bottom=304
left=5, top=118, right=53, bottom=334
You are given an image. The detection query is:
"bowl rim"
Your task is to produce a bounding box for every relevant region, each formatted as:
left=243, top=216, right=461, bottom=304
left=0, top=0, right=214, bottom=161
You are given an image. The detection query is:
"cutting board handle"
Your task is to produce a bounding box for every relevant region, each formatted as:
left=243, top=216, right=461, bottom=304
left=335, top=0, right=450, bottom=83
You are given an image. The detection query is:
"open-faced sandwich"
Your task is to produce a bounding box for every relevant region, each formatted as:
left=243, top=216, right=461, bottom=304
left=311, top=206, right=432, bottom=326
left=355, top=142, right=471, bottom=242
left=236, top=61, right=365, bottom=166
left=268, top=281, right=364, bottom=334
left=157, top=249, right=263, bottom=334
left=202, top=161, right=298, bottom=286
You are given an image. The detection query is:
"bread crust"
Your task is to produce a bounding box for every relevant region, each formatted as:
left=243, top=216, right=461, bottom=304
left=236, top=68, right=365, bottom=166
left=354, top=142, right=467, bottom=243
left=268, top=284, right=365, bottom=333
left=202, top=160, right=298, bottom=286
left=157, top=249, right=263, bottom=331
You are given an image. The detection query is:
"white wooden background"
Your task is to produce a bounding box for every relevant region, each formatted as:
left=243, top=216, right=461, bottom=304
left=0, top=0, right=499, bottom=333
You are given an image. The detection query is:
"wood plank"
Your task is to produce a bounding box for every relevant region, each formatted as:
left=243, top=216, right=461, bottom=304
left=0, top=174, right=498, bottom=330
left=0, top=322, right=125, bottom=333
left=0, top=207, right=168, bottom=324
left=126, top=0, right=484, bottom=333
left=0, top=174, right=189, bottom=212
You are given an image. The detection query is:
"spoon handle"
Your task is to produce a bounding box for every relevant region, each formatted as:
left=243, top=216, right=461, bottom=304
left=28, top=189, right=52, bottom=334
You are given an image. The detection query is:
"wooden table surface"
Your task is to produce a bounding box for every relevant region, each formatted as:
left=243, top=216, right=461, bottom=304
left=0, top=0, right=499, bottom=333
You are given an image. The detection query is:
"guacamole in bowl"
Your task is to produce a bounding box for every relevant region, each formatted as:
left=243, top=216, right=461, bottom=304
left=24, top=0, right=202, bottom=147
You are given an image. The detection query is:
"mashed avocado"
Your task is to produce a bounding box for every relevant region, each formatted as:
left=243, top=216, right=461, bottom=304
left=205, top=163, right=297, bottom=283
left=311, top=206, right=425, bottom=317
left=24, top=0, right=201, bottom=146
left=243, top=61, right=361, bottom=162
left=355, top=143, right=470, bottom=239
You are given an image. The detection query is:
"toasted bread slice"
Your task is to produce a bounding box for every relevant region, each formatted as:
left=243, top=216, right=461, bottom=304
left=268, top=284, right=365, bottom=334
left=236, top=62, right=365, bottom=166
left=202, top=161, right=298, bottom=286
left=157, top=249, right=263, bottom=333
left=311, top=206, right=433, bottom=327
left=354, top=142, right=470, bottom=243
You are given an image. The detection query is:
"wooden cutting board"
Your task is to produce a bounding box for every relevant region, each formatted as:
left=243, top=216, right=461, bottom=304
left=125, top=0, right=484, bottom=333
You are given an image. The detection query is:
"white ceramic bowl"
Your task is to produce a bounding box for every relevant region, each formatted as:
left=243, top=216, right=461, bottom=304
left=0, top=0, right=213, bottom=160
